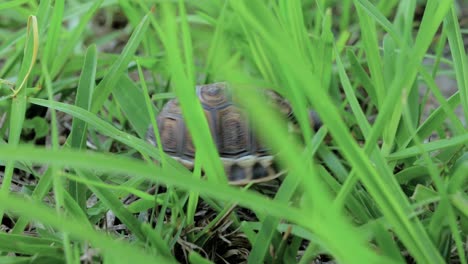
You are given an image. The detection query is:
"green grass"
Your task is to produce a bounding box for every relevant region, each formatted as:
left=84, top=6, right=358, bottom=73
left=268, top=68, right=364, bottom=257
left=0, top=0, right=466, bottom=263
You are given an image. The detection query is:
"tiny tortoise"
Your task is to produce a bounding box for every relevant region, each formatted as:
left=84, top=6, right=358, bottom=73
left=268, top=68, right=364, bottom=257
left=146, top=82, right=319, bottom=185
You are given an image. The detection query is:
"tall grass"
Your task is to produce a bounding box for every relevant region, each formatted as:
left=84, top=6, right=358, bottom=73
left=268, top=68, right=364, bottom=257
left=0, top=0, right=466, bottom=263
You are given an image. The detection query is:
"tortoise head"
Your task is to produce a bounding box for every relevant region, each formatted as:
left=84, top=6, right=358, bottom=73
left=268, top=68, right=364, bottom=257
left=263, top=89, right=322, bottom=133
left=308, top=110, right=322, bottom=131
left=263, top=89, right=294, bottom=119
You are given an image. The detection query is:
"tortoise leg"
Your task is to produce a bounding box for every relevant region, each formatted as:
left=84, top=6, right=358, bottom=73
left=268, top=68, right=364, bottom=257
left=228, top=164, right=247, bottom=182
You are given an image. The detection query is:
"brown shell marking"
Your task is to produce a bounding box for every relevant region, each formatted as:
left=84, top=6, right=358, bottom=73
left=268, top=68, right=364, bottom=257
left=218, top=105, right=250, bottom=156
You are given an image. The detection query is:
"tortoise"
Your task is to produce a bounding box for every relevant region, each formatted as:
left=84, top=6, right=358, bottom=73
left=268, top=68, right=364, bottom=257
left=146, top=82, right=320, bottom=185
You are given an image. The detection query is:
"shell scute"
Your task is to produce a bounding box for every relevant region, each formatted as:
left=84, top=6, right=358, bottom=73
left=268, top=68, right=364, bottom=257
left=217, top=105, right=250, bottom=157
left=198, top=83, right=230, bottom=109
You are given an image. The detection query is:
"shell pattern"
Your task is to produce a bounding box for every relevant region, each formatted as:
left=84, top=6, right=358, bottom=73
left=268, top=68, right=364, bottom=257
left=147, top=83, right=294, bottom=185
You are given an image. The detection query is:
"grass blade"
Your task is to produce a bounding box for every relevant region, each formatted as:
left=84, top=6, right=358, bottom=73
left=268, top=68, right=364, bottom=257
left=91, top=10, right=151, bottom=113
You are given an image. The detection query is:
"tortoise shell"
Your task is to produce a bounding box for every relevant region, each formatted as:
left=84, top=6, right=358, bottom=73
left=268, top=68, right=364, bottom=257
left=146, top=83, right=293, bottom=185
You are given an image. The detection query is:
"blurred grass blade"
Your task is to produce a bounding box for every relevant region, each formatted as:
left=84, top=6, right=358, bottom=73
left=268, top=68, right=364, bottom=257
left=29, top=98, right=161, bottom=160
left=388, top=133, right=468, bottom=161
left=0, top=0, right=30, bottom=10
left=354, top=1, right=386, bottom=108
left=70, top=45, right=97, bottom=149
left=354, top=0, right=401, bottom=45
left=0, top=233, right=62, bottom=256
left=248, top=174, right=301, bottom=263
left=0, top=143, right=369, bottom=245
left=42, top=60, right=74, bottom=262
left=0, top=191, right=176, bottom=263
left=229, top=1, right=447, bottom=263
left=189, top=251, right=214, bottom=264
left=444, top=6, right=468, bottom=124
left=11, top=168, right=54, bottom=233
left=69, top=44, right=98, bottom=210
left=50, top=0, right=103, bottom=78
left=0, top=15, right=39, bottom=220
left=41, top=0, right=63, bottom=69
